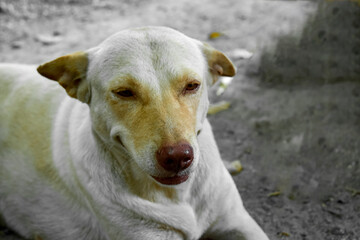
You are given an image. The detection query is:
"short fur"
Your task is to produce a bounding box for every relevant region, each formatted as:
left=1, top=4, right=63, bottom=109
left=0, top=27, right=268, bottom=240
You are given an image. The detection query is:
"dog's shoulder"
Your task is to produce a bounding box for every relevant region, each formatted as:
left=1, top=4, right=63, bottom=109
left=0, top=63, right=38, bottom=84
left=0, top=63, right=65, bottom=101
left=0, top=63, right=67, bottom=179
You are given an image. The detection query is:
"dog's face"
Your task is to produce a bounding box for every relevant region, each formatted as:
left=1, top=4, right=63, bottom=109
left=38, top=27, right=235, bottom=186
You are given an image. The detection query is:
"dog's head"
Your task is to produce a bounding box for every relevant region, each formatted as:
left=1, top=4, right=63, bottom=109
left=38, top=27, right=235, bottom=186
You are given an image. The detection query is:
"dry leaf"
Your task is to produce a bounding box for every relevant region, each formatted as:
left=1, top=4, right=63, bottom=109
left=229, top=48, right=253, bottom=60
left=268, top=191, right=281, bottom=197
left=34, top=235, right=44, bottom=240
left=216, top=77, right=234, bottom=96
left=207, top=101, right=231, bottom=115
left=208, top=32, right=223, bottom=39
left=278, top=232, right=290, bottom=237
left=345, top=187, right=360, bottom=196
left=224, top=160, right=243, bottom=175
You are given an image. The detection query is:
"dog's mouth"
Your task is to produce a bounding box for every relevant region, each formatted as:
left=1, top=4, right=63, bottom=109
left=152, top=174, right=189, bottom=185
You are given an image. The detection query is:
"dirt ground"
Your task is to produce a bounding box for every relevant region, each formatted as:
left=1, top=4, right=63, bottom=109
left=0, top=0, right=359, bottom=239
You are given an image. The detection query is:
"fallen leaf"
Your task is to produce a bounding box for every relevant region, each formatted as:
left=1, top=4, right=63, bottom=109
left=208, top=32, right=224, bottom=40
left=268, top=191, right=281, bottom=197
left=229, top=48, right=253, bottom=60
left=34, top=235, right=44, bottom=240
left=207, top=101, right=231, bottom=115
left=216, top=77, right=234, bottom=96
left=229, top=48, right=254, bottom=60
left=278, top=232, right=290, bottom=237
left=345, top=187, right=360, bottom=197
left=230, top=160, right=243, bottom=175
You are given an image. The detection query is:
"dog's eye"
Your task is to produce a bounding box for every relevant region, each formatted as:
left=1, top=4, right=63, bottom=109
left=114, top=89, right=134, bottom=98
left=184, top=82, right=200, bottom=94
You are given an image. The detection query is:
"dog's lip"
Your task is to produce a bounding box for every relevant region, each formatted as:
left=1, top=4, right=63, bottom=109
left=152, top=174, right=189, bottom=185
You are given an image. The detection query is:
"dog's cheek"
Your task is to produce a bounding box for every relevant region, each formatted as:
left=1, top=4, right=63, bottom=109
left=189, top=137, right=201, bottom=168
left=90, top=108, right=110, bottom=141
left=134, top=146, right=160, bottom=174
left=195, top=87, right=209, bottom=133
left=89, top=97, right=117, bottom=144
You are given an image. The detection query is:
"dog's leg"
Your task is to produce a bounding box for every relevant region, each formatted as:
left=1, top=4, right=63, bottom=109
left=201, top=220, right=266, bottom=240
left=197, top=120, right=268, bottom=240
left=201, top=173, right=269, bottom=240
left=201, top=204, right=268, bottom=240
left=203, top=199, right=269, bottom=240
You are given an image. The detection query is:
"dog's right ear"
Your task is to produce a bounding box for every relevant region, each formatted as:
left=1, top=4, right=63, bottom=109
left=37, top=51, right=90, bottom=104
left=201, top=43, right=236, bottom=85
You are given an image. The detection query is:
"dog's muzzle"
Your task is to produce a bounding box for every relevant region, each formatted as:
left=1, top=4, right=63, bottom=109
left=152, top=142, right=193, bottom=185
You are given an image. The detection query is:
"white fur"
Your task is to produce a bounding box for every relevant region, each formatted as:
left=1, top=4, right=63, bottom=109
left=0, top=27, right=269, bottom=240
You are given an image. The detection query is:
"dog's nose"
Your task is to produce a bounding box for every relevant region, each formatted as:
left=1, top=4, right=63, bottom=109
left=156, top=142, right=194, bottom=173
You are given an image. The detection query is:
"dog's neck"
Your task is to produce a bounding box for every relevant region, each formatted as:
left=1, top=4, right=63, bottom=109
left=68, top=105, right=201, bottom=238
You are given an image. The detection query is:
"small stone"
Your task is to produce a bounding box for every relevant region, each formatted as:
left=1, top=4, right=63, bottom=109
left=352, top=88, right=360, bottom=97
left=244, top=146, right=252, bottom=154
left=35, top=34, right=62, bottom=46
left=332, top=7, right=339, bottom=15
left=318, top=137, right=326, bottom=146
left=11, top=41, right=23, bottom=49
left=329, top=227, right=346, bottom=236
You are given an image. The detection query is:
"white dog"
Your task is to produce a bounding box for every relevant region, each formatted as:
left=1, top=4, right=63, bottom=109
left=0, top=26, right=269, bottom=240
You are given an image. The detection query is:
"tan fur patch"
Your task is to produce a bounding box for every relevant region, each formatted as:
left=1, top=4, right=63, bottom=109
left=108, top=73, right=200, bottom=152
left=107, top=75, right=151, bottom=105
left=105, top=71, right=201, bottom=201
left=2, top=81, right=66, bottom=190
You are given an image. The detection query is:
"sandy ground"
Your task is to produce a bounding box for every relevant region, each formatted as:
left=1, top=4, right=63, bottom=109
left=0, top=0, right=359, bottom=239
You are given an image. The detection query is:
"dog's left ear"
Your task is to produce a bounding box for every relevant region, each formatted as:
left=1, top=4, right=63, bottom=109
left=202, top=43, right=236, bottom=85
left=37, top=51, right=90, bottom=104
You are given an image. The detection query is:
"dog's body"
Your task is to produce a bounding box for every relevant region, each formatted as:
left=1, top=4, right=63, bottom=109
left=0, top=27, right=268, bottom=240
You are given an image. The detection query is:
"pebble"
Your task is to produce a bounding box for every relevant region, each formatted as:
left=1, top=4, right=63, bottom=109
left=10, top=41, right=23, bottom=49
left=329, top=227, right=346, bottom=236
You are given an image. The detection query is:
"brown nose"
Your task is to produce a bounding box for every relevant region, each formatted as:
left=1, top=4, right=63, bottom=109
left=156, top=142, right=194, bottom=173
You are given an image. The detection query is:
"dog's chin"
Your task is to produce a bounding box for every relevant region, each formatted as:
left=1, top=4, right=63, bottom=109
left=151, top=174, right=189, bottom=186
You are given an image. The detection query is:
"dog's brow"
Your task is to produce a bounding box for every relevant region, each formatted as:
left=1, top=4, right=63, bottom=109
left=108, top=75, right=141, bottom=89
left=172, top=70, right=201, bottom=84
left=107, top=74, right=157, bottom=104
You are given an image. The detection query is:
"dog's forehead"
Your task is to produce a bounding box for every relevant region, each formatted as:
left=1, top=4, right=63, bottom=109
left=90, top=27, right=206, bottom=88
